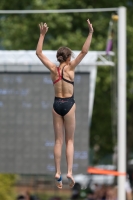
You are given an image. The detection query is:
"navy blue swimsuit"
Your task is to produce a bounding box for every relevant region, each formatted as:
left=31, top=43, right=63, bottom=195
left=53, top=66, right=75, bottom=116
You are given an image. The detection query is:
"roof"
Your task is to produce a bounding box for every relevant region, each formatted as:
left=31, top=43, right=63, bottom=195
left=0, top=50, right=114, bottom=72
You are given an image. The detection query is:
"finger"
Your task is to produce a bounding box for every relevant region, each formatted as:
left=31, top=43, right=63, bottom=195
left=39, top=23, right=42, bottom=29
left=40, top=22, right=44, bottom=28
left=44, top=23, right=47, bottom=27
left=39, top=24, right=42, bottom=29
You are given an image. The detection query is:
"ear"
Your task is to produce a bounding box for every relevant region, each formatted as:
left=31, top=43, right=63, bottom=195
left=67, top=56, right=71, bottom=62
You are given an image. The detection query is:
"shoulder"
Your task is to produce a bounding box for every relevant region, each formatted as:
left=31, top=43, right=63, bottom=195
left=50, top=65, right=58, bottom=73
left=36, top=52, right=57, bottom=72
left=65, top=64, right=75, bottom=72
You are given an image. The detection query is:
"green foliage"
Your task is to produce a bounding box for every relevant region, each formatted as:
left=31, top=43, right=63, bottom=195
left=0, top=174, right=16, bottom=200
left=90, top=67, right=114, bottom=164
left=38, top=192, right=70, bottom=200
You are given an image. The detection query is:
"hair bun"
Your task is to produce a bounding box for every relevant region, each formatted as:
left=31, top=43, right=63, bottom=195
left=57, top=56, right=64, bottom=63
left=56, top=46, right=72, bottom=63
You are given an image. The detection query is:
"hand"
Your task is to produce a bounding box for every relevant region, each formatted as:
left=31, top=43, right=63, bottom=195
left=87, top=19, right=93, bottom=33
left=39, top=22, right=49, bottom=35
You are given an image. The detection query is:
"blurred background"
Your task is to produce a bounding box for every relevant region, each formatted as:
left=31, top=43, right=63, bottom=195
left=0, top=0, right=133, bottom=200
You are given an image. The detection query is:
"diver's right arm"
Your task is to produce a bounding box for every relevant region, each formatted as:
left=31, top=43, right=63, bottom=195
left=36, top=22, right=56, bottom=72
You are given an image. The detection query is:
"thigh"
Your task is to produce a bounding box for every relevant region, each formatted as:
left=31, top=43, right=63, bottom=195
left=52, top=109, right=64, bottom=143
left=64, top=103, right=76, bottom=141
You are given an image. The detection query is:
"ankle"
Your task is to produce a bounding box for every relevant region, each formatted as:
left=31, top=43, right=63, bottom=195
left=55, top=172, right=61, bottom=177
left=67, top=172, right=73, bottom=177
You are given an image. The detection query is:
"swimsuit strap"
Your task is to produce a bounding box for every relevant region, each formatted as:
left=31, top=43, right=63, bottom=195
left=53, top=65, right=74, bottom=85
left=53, top=67, right=62, bottom=84
left=57, top=67, right=61, bottom=77
left=62, top=65, right=74, bottom=85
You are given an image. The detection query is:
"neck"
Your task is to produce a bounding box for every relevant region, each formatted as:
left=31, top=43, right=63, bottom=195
left=59, top=62, right=67, bottom=68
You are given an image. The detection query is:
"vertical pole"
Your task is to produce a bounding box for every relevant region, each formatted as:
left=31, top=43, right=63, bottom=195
left=117, top=7, right=126, bottom=200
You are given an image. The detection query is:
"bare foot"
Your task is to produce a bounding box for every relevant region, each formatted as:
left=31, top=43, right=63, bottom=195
left=55, top=173, right=62, bottom=189
left=67, top=174, right=75, bottom=188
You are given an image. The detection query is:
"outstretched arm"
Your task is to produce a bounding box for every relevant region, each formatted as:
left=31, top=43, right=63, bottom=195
left=70, top=19, right=93, bottom=69
left=36, top=22, right=55, bottom=72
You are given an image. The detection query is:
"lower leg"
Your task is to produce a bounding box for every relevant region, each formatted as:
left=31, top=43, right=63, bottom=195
left=66, top=140, right=74, bottom=176
left=54, top=141, right=62, bottom=178
left=64, top=104, right=76, bottom=187
left=66, top=140, right=75, bottom=188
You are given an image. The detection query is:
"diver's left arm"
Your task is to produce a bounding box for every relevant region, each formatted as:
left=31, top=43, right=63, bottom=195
left=70, top=19, right=93, bottom=69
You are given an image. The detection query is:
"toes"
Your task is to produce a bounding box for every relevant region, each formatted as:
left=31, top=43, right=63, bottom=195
left=55, top=175, right=62, bottom=189
left=67, top=176, right=75, bottom=188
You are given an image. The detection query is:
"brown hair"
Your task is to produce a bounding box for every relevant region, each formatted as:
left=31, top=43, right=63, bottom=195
left=56, top=46, right=72, bottom=63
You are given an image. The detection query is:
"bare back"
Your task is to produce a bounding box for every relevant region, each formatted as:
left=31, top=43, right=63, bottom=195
left=51, top=64, right=75, bottom=98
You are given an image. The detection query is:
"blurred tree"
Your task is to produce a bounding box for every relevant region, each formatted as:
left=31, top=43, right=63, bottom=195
left=0, top=174, right=16, bottom=200
left=0, top=0, right=133, bottom=164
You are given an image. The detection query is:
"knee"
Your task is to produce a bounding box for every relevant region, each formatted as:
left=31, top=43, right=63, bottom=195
left=65, top=139, right=73, bottom=146
left=55, top=139, right=63, bottom=146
